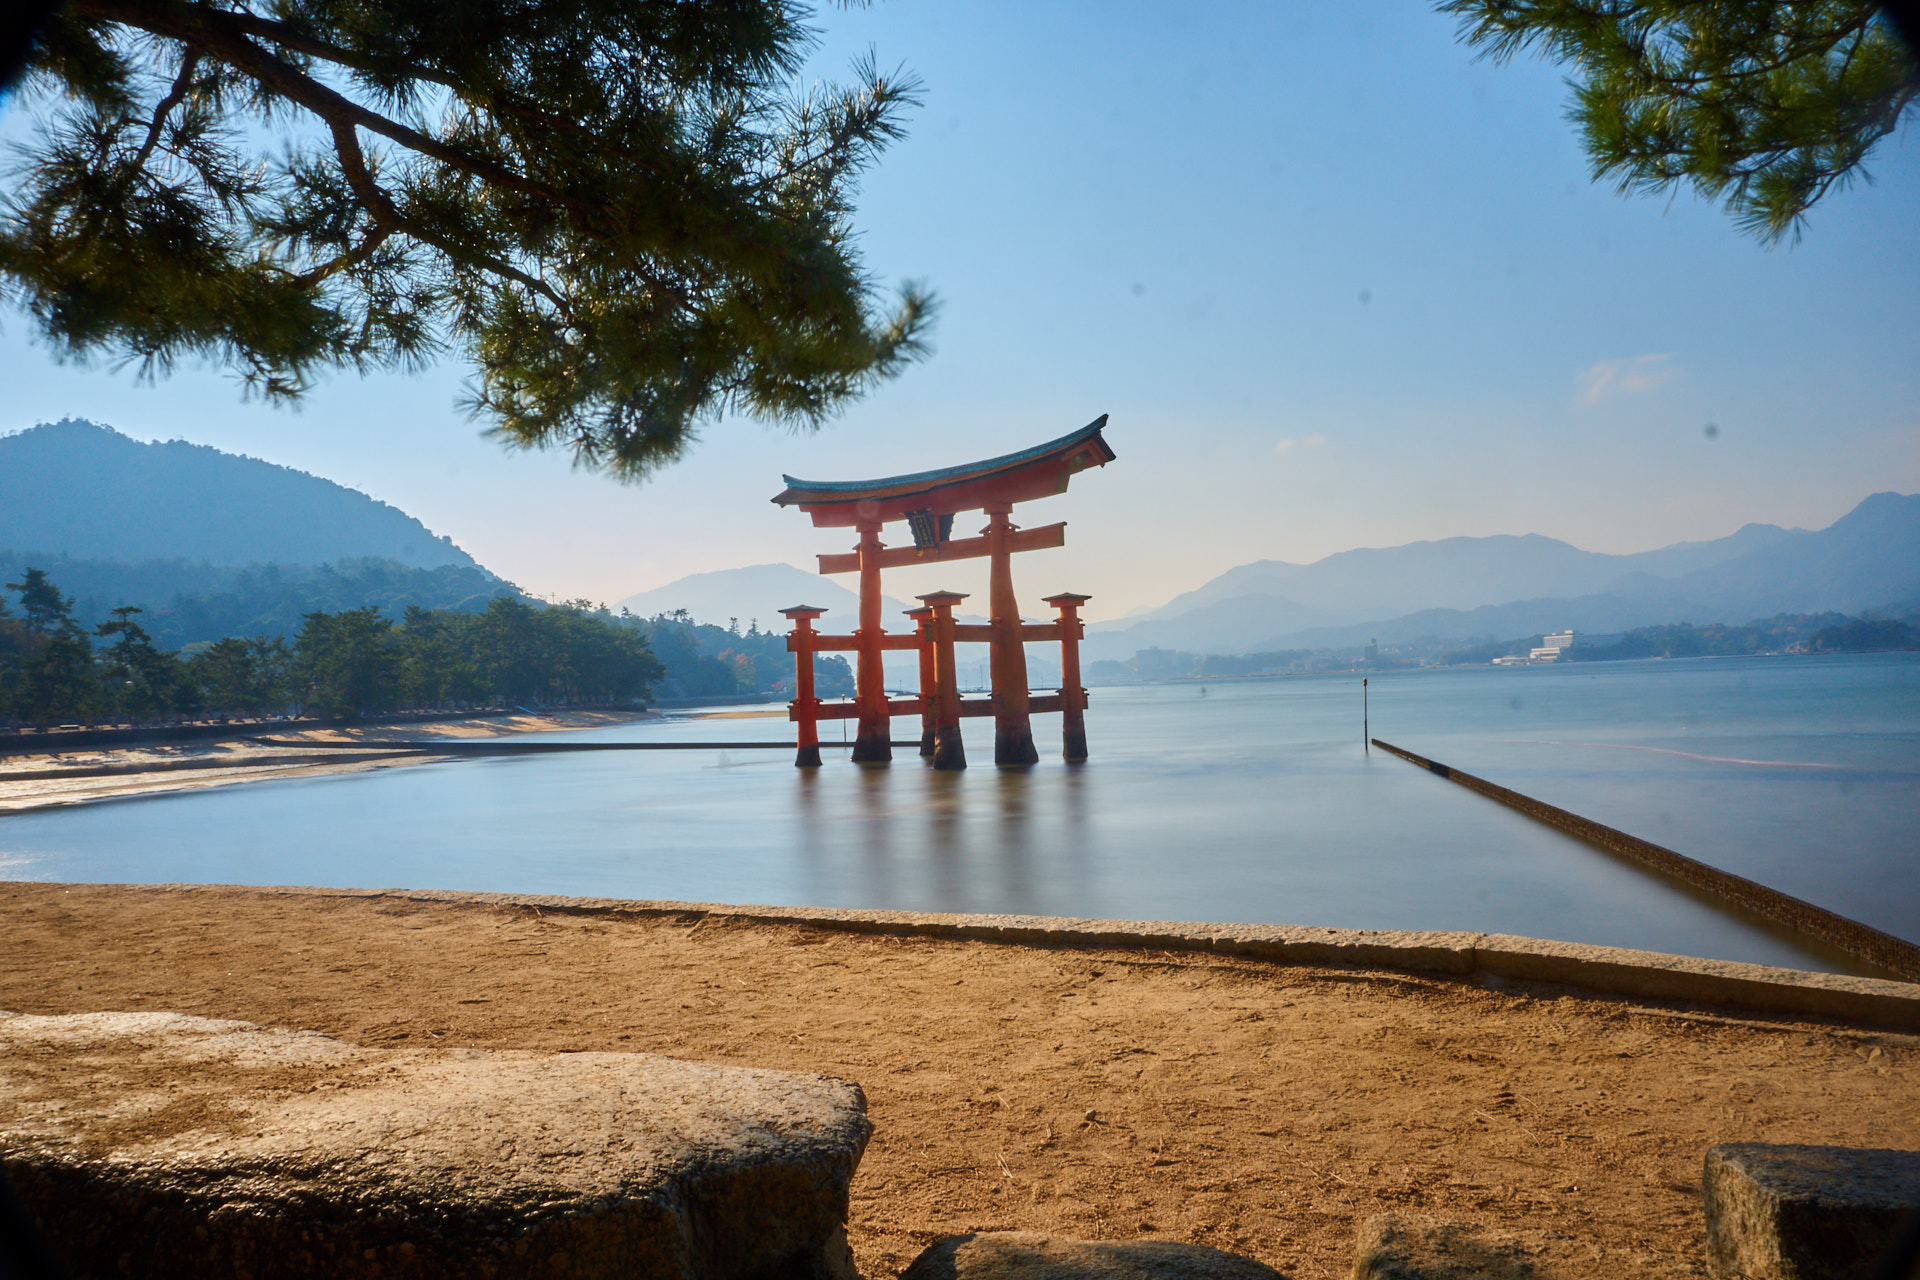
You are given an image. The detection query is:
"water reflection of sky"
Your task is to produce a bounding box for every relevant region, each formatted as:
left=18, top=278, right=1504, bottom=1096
left=2, top=654, right=1914, bottom=977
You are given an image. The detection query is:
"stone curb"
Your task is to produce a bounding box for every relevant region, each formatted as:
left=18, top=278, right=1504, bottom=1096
left=108, top=884, right=1920, bottom=1032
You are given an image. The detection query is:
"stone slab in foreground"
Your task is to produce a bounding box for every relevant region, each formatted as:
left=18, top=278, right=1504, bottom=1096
left=1704, top=1143, right=1920, bottom=1280
left=0, top=1011, right=870, bottom=1279
left=901, top=1231, right=1280, bottom=1280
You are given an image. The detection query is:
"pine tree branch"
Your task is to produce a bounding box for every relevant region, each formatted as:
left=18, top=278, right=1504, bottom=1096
left=206, top=7, right=648, bottom=167
left=72, top=0, right=557, bottom=208
left=321, top=112, right=568, bottom=315
left=129, top=49, right=197, bottom=172
left=289, top=220, right=393, bottom=289
left=72, top=0, right=729, bottom=315
left=72, top=0, right=582, bottom=314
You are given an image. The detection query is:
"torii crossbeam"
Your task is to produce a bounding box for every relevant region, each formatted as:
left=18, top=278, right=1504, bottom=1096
left=772, top=415, right=1116, bottom=767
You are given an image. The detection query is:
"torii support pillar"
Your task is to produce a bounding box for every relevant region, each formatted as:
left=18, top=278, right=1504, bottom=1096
left=907, top=606, right=936, bottom=757
left=919, top=591, right=968, bottom=771
left=1045, top=593, right=1091, bottom=762
left=985, top=504, right=1039, bottom=766
left=851, top=522, right=891, bottom=764
left=781, top=605, right=827, bottom=768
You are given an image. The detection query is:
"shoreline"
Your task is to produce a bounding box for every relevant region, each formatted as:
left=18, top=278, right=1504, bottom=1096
left=81, top=886, right=1920, bottom=1031
left=2, top=881, right=1913, bottom=1279
left=0, top=707, right=658, bottom=813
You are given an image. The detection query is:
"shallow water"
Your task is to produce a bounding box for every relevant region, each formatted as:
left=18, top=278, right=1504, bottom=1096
left=3, top=653, right=1915, bottom=976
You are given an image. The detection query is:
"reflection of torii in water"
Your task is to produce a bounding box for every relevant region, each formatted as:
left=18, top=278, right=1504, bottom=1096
left=772, top=416, right=1117, bottom=769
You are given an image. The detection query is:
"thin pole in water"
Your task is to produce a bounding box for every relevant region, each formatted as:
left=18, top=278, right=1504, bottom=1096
left=1363, top=678, right=1369, bottom=753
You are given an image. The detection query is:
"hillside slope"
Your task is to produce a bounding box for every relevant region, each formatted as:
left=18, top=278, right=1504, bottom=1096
left=0, top=419, right=479, bottom=570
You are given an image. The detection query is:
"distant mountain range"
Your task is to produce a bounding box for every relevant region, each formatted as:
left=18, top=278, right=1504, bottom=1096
left=616, top=563, right=912, bottom=630
left=621, top=492, right=1920, bottom=665
left=1, top=419, right=519, bottom=647
left=1081, top=491, right=1920, bottom=660
left=1, top=419, right=480, bottom=570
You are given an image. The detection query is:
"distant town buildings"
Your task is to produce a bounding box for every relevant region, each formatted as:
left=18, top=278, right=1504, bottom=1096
left=1531, top=630, right=1576, bottom=661
left=1494, top=630, right=1576, bottom=665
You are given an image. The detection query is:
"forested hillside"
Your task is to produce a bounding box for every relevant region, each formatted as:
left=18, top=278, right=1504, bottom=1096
left=0, top=552, right=519, bottom=650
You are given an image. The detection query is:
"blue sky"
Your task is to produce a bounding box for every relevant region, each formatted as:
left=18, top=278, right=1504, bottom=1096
left=3, top=0, right=1916, bottom=620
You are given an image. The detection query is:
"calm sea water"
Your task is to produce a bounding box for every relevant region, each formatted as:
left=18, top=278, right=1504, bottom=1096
left=3, top=654, right=1915, bottom=976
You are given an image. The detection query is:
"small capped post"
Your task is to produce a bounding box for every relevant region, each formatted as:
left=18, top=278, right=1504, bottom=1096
left=781, top=605, right=828, bottom=768
left=918, top=591, right=969, bottom=771
left=906, top=604, right=936, bottom=758
left=1044, top=593, right=1092, bottom=762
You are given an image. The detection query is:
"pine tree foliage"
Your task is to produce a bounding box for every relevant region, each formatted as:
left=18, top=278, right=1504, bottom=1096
left=1, top=0, right=935, bottom=478
left=1439, top=1, right=1918, bottom=242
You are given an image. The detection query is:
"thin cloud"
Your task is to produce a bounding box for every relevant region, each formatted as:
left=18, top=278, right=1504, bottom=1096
left=1578, top=354, right=1676, bottom=405
left=1274, top=434, right=1327, bottom=453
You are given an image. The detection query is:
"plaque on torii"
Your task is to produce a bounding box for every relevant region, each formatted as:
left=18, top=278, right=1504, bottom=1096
left=772, top=415, right=1115, bottom=768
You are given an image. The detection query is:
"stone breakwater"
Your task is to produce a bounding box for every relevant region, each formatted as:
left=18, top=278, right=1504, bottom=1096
left=1369, top=738, right=1920, bottom=984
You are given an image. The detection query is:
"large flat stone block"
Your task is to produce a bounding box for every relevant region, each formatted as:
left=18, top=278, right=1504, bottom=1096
left=901, top=1231, right=1281, bottom=1280
left=0, top=1011, right=871, bottom=1279
left=1704, top=1143, right=1920, bottom=1280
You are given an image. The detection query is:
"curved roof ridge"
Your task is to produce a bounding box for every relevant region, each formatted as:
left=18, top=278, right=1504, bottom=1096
left=775, top=415, right=1108, bottom=501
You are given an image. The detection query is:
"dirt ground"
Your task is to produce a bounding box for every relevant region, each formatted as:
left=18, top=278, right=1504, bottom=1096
left=0, top=709, right=656, bottom=812
left=0, top=883, right=1913, bottom=1279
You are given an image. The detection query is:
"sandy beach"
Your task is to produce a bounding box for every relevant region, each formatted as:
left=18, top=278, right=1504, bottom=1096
left=0, top=709, right=658, bottom=813
left=1, top=882, right=1913, bottom=1278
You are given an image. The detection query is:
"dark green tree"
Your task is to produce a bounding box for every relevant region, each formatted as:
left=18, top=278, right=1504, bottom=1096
left=0, top=593, right=24, bottom=720
left=3, top=0, right=934, bottom=479
left=5, top=567, right=81, bottom=636
left=185, top=635, right=292, bottom=716
left=1439, top=1, right=1918, bottom=242
left=95, top=604, right=187, bottom=721
left=396, top=606, right=485, bottom=707
left=15, top=631, right=100, bottom=728
left=298, top=606, right=402, bottom=716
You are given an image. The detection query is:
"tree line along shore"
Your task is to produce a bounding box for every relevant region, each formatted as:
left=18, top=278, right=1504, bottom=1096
left=0, top=566, right=687, bottom=730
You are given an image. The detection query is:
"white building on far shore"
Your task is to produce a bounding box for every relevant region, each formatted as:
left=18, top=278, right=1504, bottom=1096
left=1494, top=631, right=1577, bottom=665
left=1528, top=630, right=1576, bottom=662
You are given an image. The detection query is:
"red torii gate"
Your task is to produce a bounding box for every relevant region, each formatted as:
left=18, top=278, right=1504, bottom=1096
left=772, top=416, right=1115, bottom=768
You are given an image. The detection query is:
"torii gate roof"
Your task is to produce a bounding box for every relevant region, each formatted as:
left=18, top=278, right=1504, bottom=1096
left=771, top=415, right=1114, bottom=528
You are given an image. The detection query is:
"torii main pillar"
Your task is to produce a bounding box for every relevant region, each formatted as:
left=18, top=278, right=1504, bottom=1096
left=984, top=503, right=1038, bottom=765
left=851, top=520, right=890, bottom=763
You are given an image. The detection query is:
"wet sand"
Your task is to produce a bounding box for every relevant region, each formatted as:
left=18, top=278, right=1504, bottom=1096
left=1, top=883, right=1913, bottom=1278
left=0, top=710, right=656, bottom=813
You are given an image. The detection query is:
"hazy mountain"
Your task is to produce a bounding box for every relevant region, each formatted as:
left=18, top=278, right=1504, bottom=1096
left=1128, top=523, right=1797, bottom=628
left=0, top=419, right=480, bottom=570
left=1663, top=491, right=1920, bottom=617
left=616, top=563, right=912, bottom=630
left=1098, top=492, right=1920, bottom=657
left=1083, top=494, right=1913, bottom=659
